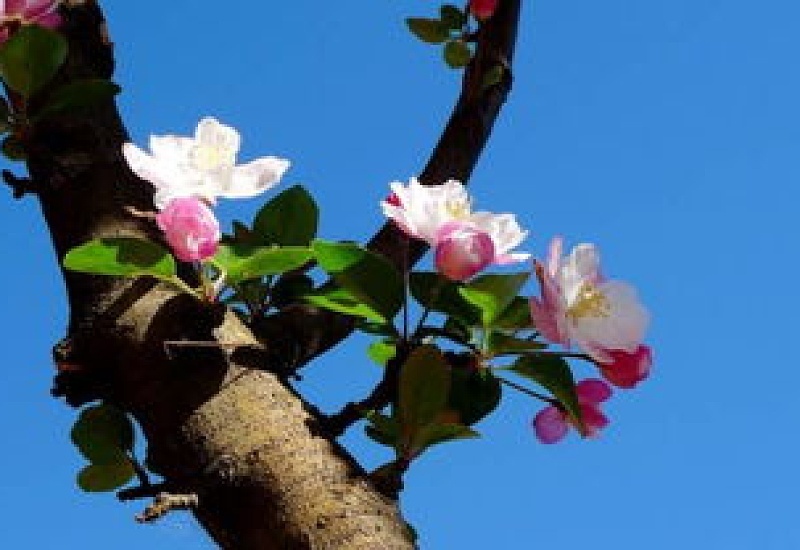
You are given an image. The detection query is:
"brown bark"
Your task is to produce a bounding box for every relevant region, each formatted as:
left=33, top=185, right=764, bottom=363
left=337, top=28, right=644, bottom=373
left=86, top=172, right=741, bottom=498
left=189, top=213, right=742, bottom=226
left=25, top=1, right=521, bottom=548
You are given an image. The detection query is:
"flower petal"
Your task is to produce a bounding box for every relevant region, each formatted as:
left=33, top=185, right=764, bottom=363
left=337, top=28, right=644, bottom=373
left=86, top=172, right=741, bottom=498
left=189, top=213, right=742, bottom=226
left=222, top=157, right=290, bottom=199
left=576, top=379, right=612, bottom=404
left=194, top=117, right=240, bottom=155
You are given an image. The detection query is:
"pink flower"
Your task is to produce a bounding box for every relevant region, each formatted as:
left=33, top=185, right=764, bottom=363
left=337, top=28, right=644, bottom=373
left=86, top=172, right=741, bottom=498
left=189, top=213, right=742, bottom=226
left=434, top=221, right=495, bottom=281
left=155, top=197, right=221, bottom=262
left=533, top=379, right=612, bottom=444
left=469, top=0, right=498, bottom=20
left=381, top=178, right=529, bottom=280
left=598, top=345, right=653, bottom=389
left=529, top=237, right=650, bottom=363
left=0, top=0, right=62, bottom=43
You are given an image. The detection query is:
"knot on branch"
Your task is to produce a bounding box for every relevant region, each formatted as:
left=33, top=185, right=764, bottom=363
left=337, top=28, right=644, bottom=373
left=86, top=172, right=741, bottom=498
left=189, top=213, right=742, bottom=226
left=135, top=492, right=199, bottom=524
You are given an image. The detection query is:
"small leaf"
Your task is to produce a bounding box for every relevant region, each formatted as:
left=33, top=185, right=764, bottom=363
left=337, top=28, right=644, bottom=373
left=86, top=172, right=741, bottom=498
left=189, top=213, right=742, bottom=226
left=440, top=5, right=467, bottom=30
left=303, top=286, right=387, bottom=323
left=448, top=367, right=502, bottom=426
left=493, top=296, right=533, bottom=329
left=0, top=26, right=67, bottom=97
left=364, top=410, right=400, bottom=448
left=398, top=345, right=451, bottom=442
left=410, top=272, right=480, bottom=326
left=36, top=78, right=121, bottom=119
left=485, top=331, right=545, bottom=356
left=252, top=185, right=318, bottom=246
left=406, top=17, right=450, bottom=44
left=77, top=462, right=135, bottom=493
left=459, top=272, right=529, bottom=327
left=1, top=134, right=25, bottom=160
left=443, top=39, right=472, bottom=69
left=511, top=355, right=583, bottom=429
left=71, top=403, right=135, bottom=465
left=313, top=240, right=403, bottom=321
left=211, top=244, right=313, bottom=284
left=411, top=422, right=479, bottom=454
left=367, top=339, right=396, bottom=367
left=63, top=238, right=177, bottom=280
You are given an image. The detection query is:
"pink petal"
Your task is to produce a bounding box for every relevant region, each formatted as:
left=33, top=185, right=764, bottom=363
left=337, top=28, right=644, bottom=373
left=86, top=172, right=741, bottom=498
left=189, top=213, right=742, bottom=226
left=5, top=0, right=26, bottom=16
left=599, top=345, right=653, bottom=389
left=25, top=0, right=57, bottom=20
left=434, top=221, right=495, bottom=281
left=33, top=10, right=60, bottom=28
left=533, top=406, right=569, bottom=444
left=576, top=379, right=612, bottom=404
left=578, top=403, right=609, bottom=437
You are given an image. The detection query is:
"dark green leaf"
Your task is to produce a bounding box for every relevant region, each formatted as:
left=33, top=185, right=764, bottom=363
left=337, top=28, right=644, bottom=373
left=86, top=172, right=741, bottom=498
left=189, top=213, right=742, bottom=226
left=410, top=271, right=480, bottom=325
left=412, top=422, right=479, bottom=454
left=398, top=345, right=450, bottom=441
left=1, top=134, right=25, bottom=160
left=212, top=244, right=313, bottom=284
left=448, top=367, right=502, bottom=426
left=364, top=410, right=400, bottom=448
left=270, top=274, right=314, bottom=309
left=77, top=462, right=135, bottom=493
left=440, top=5, right=467, bottom=29
left=0, top=26, right=67, bottom=97
left=312, top=240, right=403, bottom=321
left=303, top=286, right=387, bottom=323
left=63, top=238, right=177, bottom=280
left=493, top=296, right=533, bottom=329
left=70, top=403, right=135, bottom=465
left=442, top=317, right=473, bottom=345
left=443, top=39, right=472, bottom=68
left=252, top=185, right=318, bottom=246
left=36, top=78, right=120, bottom=119
left=406, top=17, right=450, bottom=44
left=485, top=331, right=545, bottom=356
left=511, top=355, right=583, bottom=429
left=459, top=272, right=529, bottom=327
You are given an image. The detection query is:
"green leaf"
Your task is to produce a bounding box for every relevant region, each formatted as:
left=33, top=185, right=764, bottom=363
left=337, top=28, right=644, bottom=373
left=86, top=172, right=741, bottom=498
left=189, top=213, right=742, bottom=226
left=70, top=403, right=135, bottom=465
left=398, top=345, right=451, bottom=441
left=312, top=240, right=403, bottom=321
left=36, top=78, right=120, bottom=120
left=1, top=134, right=25, bottom=160
left=448, top=367, right=502, bottom=426
left=406, top=17, right=450, bottom=44
left=364, top=410, right=400, bottom=448
left=493, top=296, right=533, bottom=329
left=0, top=26, right=67, bottom=97
left=412, top=422, right=479, bottom=454
left=459, top=272, right=530, bottom=327
left=443, top=39, right=472, bottom=68
left=63, top=238, right=177, bottom=280
left=367, top=339, right=396, bottom=367
left=485, top=331, right=545, bottom=356
left=410, top=272, right=480, bottom=325
left=442, top=317, right=473, bottom=345
left=77, top=462, right=135, bottom=493
left=511, top=355, right=583, bottom=429
left=211, top=244, right=313, bottom=284
left=303, top=286, right=387, bottom=323
left=252, top=185, right=318, bottom=246
left=440, top=5, right=467, bottom=30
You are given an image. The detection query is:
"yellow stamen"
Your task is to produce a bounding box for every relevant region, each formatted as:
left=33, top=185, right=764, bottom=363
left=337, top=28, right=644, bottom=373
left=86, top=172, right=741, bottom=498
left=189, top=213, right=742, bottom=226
left=567, top=283, right=610, bottom=320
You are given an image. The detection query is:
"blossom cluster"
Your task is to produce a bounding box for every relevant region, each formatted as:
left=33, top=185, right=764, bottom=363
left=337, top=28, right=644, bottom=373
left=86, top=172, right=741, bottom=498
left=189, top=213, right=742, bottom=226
left=382, top=178, right=652, bottom=444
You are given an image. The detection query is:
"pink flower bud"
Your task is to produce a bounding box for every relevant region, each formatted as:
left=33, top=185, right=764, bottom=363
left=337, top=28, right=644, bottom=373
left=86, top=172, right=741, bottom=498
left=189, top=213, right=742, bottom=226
left=434, top=221, right=495, bottom=281
left=533, top=379, right=612, bottom=444
left=155, top=197, right=221, bottom=262
left=598, top=345, right=653, bottom=389
left=469, top=0, right=499, bottom=20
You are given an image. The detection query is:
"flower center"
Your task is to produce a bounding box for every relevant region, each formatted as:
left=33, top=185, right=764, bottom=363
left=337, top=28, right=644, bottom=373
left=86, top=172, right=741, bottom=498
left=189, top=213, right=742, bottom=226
left=189, top=144, right=236, bottom=173
left=567, top=283, right=610, bottom=320
left=445, top=199, right=471, bottom=219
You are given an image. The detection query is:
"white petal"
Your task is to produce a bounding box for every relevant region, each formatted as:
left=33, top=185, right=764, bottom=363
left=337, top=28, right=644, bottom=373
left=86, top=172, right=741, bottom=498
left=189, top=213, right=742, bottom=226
left=122, top=142, right=171, bottom=188
left=571, top=281, right=649, bottom=351
left=194, top=117, right=241, bottom=157
left=149, top=135, right=193, bottom=165
left=221, top=157, right=290, bottom=199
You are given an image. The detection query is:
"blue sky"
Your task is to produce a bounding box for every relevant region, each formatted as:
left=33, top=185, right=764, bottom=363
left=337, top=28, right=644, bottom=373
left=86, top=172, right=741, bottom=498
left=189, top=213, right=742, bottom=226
left=1, top=0, right=799, bottom=548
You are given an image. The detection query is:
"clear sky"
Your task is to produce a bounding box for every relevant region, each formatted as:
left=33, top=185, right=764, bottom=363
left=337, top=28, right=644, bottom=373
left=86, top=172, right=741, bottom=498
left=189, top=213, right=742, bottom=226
left=1, top=0, right=798, bottom=548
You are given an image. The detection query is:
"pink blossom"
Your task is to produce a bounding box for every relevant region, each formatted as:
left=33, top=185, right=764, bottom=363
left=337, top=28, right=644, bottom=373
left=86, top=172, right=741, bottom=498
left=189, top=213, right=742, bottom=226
left=529, top=237, right=650, bottom=363
left=155, top=197, right=221, bottom=263
left=0, top=0, right=62, bottom=43
left=469, top=0, right=498, bottom=20
left=598, top=345, right=653, bottom=389
left=533, top=379, right=612, bottom=444
left=434, top=221, right=495, bottom=281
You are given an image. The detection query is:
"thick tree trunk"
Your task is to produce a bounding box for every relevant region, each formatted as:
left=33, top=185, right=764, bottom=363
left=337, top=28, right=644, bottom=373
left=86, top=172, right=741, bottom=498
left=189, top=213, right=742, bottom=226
left=22, top=1, right=520, bottom=547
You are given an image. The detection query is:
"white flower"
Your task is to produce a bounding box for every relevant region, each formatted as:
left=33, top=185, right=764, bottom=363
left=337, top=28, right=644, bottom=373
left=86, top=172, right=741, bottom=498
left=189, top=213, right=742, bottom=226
left=381, top=177, right=530, bottom=265
left=123, top=117, right=290, bottom=209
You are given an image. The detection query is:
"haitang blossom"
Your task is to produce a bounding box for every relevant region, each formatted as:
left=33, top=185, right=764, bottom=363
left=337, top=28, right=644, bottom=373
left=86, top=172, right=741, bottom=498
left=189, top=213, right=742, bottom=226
left=0, top=0, right=62, bottom=43
left=123, top=117, right=290, bottom=210
left=533, top=379, right=612, bottom=444
left=155, top=197, right=221, bottom=263
left=599, top=345, right=653, bottom=389
left=381, top=178, right=529, bottom=281
left=469, top=0, right=499, bottom=20
left=529, top=237, right=650, bottom=376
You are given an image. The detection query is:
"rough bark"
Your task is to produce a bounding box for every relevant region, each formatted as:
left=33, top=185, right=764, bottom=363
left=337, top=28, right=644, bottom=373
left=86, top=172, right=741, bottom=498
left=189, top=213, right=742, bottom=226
left=22, top=1, right=521, bottom=548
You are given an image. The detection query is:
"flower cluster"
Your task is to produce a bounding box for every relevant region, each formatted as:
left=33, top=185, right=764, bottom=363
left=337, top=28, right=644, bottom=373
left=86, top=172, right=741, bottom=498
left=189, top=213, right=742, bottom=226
left=0, top=0, right=61, bottom=43
left=123, top=117, right=289, bottom=262
left=382, top=178, right=529, bottom=281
